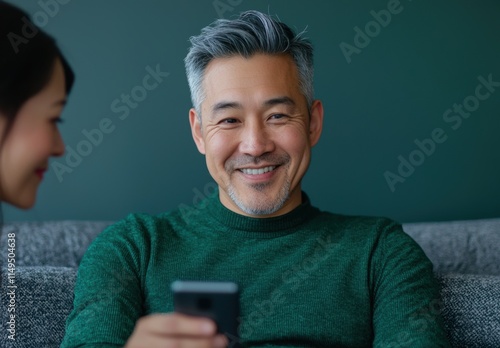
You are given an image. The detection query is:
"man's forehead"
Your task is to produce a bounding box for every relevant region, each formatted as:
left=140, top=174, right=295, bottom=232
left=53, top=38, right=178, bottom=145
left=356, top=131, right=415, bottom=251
left=201, top=54, right=301, bottom=107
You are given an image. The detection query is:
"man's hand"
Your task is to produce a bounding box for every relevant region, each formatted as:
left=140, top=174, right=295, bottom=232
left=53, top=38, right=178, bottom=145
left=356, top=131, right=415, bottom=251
left=125, top=313, right=228, bottom=348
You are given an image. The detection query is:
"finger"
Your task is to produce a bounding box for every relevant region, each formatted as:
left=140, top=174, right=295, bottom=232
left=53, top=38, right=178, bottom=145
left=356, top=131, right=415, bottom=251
left=126, top=334, right=227, bottom=348
left=213, top=334, right=229, bottom=348
left=164, top=335, right=227, bottom=348
left=136, top=313, right=217, bottom=337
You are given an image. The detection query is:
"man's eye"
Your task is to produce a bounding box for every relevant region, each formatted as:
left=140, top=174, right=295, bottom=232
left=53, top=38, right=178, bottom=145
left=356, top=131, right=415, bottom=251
left=221, top=118, right=238, bottom=124
left=270, top=114, right=288, bottom=120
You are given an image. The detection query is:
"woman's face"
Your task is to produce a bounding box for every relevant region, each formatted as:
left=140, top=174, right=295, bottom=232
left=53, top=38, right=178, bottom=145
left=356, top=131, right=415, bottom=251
left=0, top=58, right=67, bottom=209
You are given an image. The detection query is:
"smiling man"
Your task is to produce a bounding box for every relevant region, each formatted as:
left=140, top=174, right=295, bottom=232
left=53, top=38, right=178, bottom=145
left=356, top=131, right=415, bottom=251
left=189, top=53, right=323, bottom=218
left=62, top=10, right=450, bottom=348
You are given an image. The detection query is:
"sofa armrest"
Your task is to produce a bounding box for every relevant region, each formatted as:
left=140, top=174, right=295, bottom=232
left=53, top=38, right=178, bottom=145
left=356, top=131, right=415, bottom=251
left=1, top=221, right=112, bottom=267
left=403, top=218, right=500, bottom=275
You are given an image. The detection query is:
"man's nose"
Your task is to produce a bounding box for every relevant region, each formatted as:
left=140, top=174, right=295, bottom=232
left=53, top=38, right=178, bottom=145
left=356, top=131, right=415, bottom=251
left=239, top=122, right=275, bottom=157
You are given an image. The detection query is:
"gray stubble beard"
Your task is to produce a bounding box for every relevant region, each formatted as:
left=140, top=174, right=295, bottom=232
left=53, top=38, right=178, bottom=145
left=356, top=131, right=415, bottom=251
left=226, top=167, right=291, bottom=216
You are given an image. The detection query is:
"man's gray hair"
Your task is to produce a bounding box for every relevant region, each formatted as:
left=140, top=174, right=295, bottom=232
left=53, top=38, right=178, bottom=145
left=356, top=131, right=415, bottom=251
left=185, top=10, right=314, bottom=114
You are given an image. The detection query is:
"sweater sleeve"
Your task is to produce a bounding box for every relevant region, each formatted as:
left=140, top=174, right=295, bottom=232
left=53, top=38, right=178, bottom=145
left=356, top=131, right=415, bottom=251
left=61, top=215, right=148, bottom=347
left=371, top=220, right=451, bottom=348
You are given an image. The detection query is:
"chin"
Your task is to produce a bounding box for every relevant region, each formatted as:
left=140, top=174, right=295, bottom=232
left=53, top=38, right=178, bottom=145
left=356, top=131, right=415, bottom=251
left=230, top=188, right=289, bottom=216
left=7, top=194, right=37, bottom=210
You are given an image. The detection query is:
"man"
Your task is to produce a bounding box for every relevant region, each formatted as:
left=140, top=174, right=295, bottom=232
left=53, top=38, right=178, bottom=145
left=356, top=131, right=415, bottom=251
left=62, top=10, right=450, bottom=348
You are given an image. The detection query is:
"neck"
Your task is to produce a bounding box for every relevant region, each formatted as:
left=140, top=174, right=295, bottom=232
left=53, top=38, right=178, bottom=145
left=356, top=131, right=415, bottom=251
left=219, top=186, right=303, bottom=218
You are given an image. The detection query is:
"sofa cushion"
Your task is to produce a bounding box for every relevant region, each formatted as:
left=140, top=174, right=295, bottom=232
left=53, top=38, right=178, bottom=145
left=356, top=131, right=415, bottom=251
left=0, top=266, right=77, bottom=347
left=438, top=273, right=500, bottom=348
left=403, top=218, right=500, bottom=275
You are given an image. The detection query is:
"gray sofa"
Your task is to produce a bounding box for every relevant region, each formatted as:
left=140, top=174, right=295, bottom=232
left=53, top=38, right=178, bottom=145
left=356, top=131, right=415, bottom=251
left=1, top=218, right=499, bottom=348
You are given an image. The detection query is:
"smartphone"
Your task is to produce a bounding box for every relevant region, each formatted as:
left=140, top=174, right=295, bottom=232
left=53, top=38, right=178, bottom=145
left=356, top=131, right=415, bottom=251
left=171, top=280, right=240, bottom=344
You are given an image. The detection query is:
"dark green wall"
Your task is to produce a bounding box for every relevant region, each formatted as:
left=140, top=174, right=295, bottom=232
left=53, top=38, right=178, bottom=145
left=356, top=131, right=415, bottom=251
left=4, top=0, right=500, bottom=223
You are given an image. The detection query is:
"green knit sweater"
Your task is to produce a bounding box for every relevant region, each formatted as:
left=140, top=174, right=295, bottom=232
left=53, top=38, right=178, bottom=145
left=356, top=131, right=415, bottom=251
left=62, top=192, right=450, bottom=347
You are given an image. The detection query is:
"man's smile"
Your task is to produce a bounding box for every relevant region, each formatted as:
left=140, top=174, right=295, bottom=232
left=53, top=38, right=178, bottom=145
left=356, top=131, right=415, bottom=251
left=239, top=165, right=277, bottom=175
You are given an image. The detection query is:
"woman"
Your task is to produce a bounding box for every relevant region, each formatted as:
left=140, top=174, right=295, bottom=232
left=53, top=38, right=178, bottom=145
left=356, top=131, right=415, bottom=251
left=0, top=1, right=75, bottom=210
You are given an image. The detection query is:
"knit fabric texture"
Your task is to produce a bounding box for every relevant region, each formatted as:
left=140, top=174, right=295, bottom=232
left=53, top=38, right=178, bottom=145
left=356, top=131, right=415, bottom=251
left=0, top=267, right=77, bottom=348
left=0, top=221, right=113, bottom=268
left=438, top=273, right=500, bottom=347
left=61, top=192, right=450, bottom=347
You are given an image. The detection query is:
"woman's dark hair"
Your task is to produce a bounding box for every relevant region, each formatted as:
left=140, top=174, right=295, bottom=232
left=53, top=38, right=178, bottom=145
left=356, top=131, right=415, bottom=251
left=0, top=1, right=75, bottom=135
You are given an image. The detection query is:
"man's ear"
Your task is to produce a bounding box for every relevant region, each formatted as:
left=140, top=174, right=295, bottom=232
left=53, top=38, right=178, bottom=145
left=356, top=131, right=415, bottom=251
left=189, top=108, right=206, bottom=154
left=309, top=99, right=324, bottom=147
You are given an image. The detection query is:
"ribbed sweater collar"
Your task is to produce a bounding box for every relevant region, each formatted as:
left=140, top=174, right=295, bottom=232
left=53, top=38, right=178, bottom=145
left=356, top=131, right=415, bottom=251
left=202, top=189, right=320, bottom=234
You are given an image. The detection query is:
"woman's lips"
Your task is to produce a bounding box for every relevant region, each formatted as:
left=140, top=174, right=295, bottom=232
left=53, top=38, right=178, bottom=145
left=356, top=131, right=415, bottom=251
left=35, top=168, right=47, bottom=179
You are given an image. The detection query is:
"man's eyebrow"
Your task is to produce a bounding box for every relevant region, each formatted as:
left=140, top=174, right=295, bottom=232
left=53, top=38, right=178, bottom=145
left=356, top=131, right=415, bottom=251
left=263, top=96, right=296, bottom=108
left=211, top=97, right=296, bottom=116
left=211, top=101, right=243, bottom=115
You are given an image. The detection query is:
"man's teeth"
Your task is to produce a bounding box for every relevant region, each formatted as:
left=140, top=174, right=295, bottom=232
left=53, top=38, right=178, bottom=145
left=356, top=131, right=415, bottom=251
left=240, top=166, right=276, bottom=175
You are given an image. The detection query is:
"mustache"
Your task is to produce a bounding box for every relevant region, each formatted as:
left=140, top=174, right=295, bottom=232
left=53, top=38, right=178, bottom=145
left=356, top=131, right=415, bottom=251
left=226, top=153, right=290, bottom=171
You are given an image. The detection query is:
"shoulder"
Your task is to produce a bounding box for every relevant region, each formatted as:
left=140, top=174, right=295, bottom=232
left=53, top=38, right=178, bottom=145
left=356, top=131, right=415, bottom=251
left=87, top=211, right=183, bottom=253
left=80, top=211, right=186, bottom=276
left=312, top=211, right=403, bottom=240
left=95, top=213, right=160, bottom=240
left=310, top=211, right=423, bottom=255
